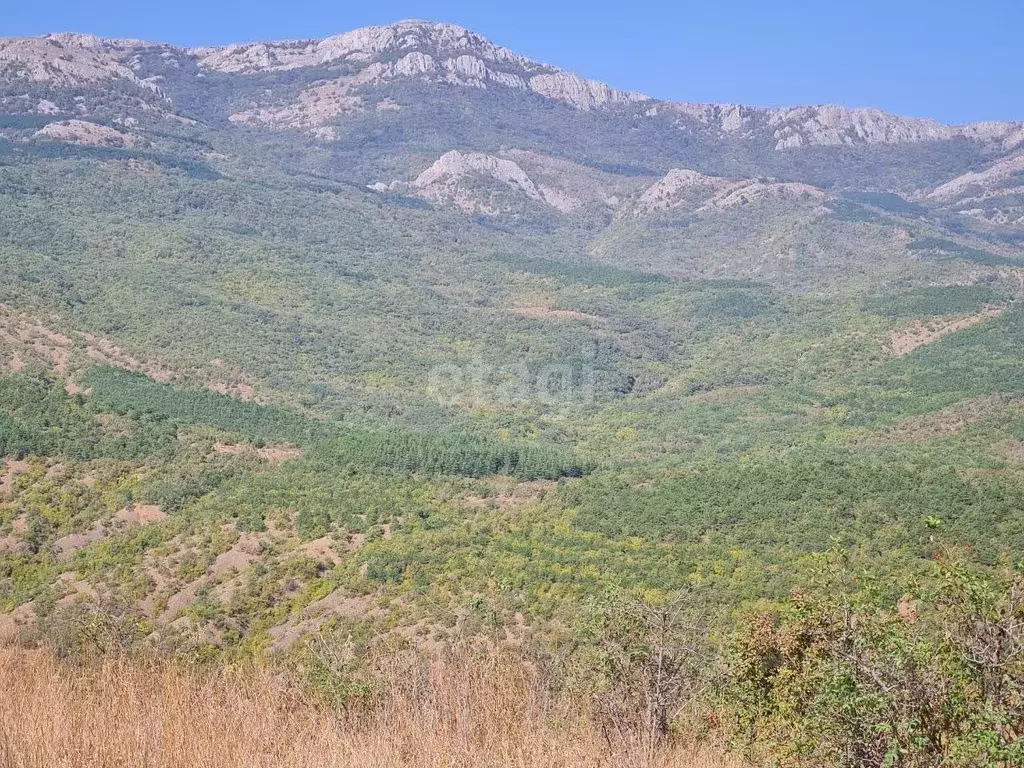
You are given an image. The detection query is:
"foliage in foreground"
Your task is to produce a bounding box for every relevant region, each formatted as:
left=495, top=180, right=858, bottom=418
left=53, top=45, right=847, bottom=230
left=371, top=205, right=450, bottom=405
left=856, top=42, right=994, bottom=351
left=0, top=644, right=741, bottom=768
left=728, top=547, right=1024, bottom=767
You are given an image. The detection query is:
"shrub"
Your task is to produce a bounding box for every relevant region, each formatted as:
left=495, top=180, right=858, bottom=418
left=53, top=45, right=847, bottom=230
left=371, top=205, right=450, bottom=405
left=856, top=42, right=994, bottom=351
left=727, top=546, right=1024, bottom=767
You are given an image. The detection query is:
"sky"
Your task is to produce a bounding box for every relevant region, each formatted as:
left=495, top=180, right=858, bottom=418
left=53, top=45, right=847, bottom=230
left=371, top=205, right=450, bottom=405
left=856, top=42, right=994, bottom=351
left=3, top=0, right=1022, bottom=125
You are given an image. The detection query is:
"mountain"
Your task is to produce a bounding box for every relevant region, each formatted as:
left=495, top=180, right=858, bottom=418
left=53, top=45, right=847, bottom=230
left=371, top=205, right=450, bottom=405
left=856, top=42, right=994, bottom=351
left=2, top=20, right=1024, bottom=668
left=6, top=22, right=1021, bottom=147
left=3, top=21, right=1022, bottom=253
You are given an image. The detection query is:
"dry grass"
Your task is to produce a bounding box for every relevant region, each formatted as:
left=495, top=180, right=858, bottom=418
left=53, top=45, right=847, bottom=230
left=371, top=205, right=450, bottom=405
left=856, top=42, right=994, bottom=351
left=0, top=647, right=742, bottom=768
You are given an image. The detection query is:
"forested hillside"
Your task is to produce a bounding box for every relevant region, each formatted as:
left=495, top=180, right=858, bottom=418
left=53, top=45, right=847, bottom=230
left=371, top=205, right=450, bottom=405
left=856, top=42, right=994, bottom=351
left=1, top=20, right=1023, bottom=766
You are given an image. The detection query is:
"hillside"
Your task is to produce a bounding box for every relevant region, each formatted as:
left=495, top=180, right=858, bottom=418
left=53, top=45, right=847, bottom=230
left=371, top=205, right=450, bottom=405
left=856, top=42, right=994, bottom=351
left=1, top=19, right=1024, bottom=764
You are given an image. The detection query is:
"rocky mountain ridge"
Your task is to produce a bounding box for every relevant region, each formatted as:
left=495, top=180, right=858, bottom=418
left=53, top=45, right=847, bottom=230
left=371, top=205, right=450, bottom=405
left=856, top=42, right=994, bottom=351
left=2, top=18, right=1022, bottom=271
left=375, top=152, right=834, bottom=219
left=2, top=21, right=1020, bottom=150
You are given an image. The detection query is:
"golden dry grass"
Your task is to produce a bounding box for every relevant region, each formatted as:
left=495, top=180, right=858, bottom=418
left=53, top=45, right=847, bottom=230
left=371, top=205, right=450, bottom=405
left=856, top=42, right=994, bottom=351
left=0, top=647, right=743, bottom=768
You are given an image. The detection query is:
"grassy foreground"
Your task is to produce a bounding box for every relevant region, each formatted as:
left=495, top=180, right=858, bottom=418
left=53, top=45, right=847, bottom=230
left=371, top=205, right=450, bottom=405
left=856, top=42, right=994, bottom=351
left=0, top=647, right=741, bottom=768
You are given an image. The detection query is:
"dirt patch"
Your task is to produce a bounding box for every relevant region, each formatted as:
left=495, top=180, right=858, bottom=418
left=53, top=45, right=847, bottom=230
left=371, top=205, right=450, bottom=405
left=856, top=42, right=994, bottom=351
left=257, top=445, right=303, bottom=464
left=44, top=463, right=66, bottom=481
left=55, top=573, right=99, bottom=606
left=212, top=442, right=248, bottom=456
left=210, top=381, right=256, bottom=402
left=890, top=307, right=1003, bottom=356
left=160, top=580, right=203, bottom=621
left=79, top=332, right=176, bottom=384
left=464, top=479, right=556, bottom=510
left=510, top=307, right=601, bottom=322
left=0, top=304, right=173, bottom=382
left=115, top=505, right=166, bottom=525
left=0, top=535, right=25, bottom=554
left=53, top=524, right=105, bottom=561
left=64, top=379, right=88, bottom=396
left=267, top=590, right=375, bottom=651
left=212, top=443, right=302, bottom=464
left=861, top=395, right=1013, bottom=445
left=394, top=620, right=448, bottom=655
left=139, top=560, right=175, bottom=616
left=211, top=573, right=248, bottom=606
left=0, top=307, right=74, bottom=376
left=0, top=603, right=36, bottom=645
left=265, top=515, right=295, bottom=539
left=165, top=615, right=226, bottom=647
left=1, top=305, right=267, bottom=410
left=1, top=459, right=30, bottom=497
left=212, top=533, right=264, bottom=576
left=297, top=536, right=341, bottom=566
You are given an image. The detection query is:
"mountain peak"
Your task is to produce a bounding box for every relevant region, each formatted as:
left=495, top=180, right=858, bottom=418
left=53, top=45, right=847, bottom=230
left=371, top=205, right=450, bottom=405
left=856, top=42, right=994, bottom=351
left=0, top=22, right=1020, bottom=148
left=193, top=20, right=649, bottom=112
left=193, top=19, right=542, bottom=74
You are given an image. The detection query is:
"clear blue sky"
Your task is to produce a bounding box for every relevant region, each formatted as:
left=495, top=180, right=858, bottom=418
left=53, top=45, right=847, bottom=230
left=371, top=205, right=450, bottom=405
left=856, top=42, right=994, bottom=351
left=4, top=0, right=1022, bottom=125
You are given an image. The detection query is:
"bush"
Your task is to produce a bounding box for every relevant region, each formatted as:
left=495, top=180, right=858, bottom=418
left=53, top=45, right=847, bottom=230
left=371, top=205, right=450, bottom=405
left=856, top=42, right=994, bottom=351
left=563, top=588, right=715, bottom=751
left=727, top=546, right=1024, bottom=767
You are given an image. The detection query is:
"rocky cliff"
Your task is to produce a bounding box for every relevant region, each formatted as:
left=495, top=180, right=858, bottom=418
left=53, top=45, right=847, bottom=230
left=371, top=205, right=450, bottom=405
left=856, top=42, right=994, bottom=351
left=3, top=21, right=1019, bottom=150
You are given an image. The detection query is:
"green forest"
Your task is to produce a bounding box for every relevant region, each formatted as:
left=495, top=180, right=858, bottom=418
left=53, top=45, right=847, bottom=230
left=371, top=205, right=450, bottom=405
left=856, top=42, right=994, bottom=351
left=2, top=24, right=1024, bottom=765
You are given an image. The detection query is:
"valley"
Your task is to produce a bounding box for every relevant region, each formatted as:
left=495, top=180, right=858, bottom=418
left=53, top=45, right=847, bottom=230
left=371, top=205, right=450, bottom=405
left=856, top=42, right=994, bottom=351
left=1, top=19, right=1023, bottom=766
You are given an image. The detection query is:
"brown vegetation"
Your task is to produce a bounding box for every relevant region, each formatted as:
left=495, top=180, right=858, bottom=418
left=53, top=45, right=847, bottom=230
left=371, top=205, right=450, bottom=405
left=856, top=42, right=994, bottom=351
left=889, top=307, right=1002, bottom=356
left=858, top=394, right=1016, bottom=445
left=114, top=504, right=166, bottom=525
left=0, top=304, right=257, bottom=402
left=0, top=647, right=741, bottom=768
left=0, top=458, right=30, bottom=497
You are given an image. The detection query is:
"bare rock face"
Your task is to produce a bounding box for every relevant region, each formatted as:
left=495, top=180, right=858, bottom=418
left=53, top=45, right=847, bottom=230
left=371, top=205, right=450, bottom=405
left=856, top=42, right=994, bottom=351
left=0, top=34, right=175, bottom=123
left=661, top=100, right=1023, bottom=151
left=658, top=103, right=759, bottom=136
left=383, top=154, right=834, bottom=219
left=636, top=169, right=735, bottom=214
left=926, top=152, right=1024, bottom=226
left=0, top=35, right=160, bottom=91
left=198, top=20, right=647, bottom=116
left=415, top=151, right=539, bottom=189
left=352, top=50, right=525, bottom=90
left=528, top=72, right=649, bottom=111
left=182, top=20, right=1024, bottom=144
left=195, top=20, right=539, bottom=74
left=928, top=152, right=1024, bottom=201
left=388, top=150, right=545, bottom=215
left=33, top=119, right=136, bottom=147
left=637, top=169, right=829, bottom=215
left=769, top=106, right=954, bottom=149
left=230, top=79, right=365, bottom=136
left=497, top=150, right=651, bottom=212
left=376, top=149, right=640, bottom=215
left=702, top=180, right=828, bottom=210
left=2, top=21, right=1020, bottom=155
left=375, top=149, right=648, bottom=215
left=768, top=107, right=1022, bottom=150
left=227, top=42, right=541, bottom=135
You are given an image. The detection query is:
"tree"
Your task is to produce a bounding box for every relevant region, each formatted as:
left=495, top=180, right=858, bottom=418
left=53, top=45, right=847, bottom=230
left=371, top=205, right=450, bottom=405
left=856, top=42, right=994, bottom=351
left=570, top=588, right=714, bottom=756
left=727, top=545, right=1024, bottom=767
